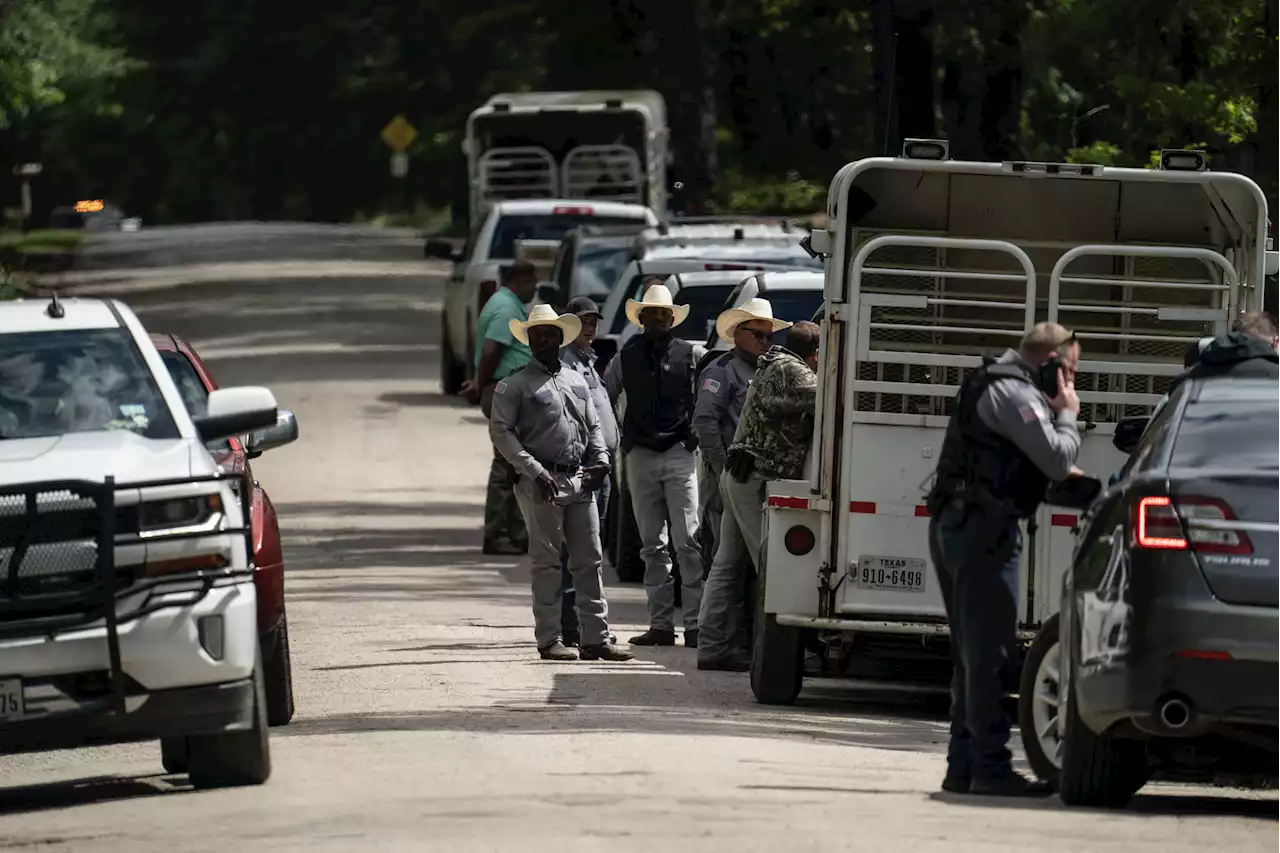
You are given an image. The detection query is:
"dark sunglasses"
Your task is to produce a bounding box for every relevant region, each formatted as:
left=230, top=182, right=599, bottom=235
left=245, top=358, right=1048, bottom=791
left=743, top=328, right=774, bottom=342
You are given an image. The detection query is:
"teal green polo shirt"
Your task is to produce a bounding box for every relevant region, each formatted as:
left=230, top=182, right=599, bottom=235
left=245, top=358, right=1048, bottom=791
left=473, top=286, right=531, bottom=380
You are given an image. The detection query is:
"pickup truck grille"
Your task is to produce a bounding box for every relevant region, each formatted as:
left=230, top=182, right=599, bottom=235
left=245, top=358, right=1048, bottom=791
left=0, top=489, right=109, bottom=603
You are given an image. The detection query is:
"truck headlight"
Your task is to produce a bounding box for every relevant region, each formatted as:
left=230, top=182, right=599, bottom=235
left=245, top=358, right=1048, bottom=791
left=138, top=494, right=222, bottom=534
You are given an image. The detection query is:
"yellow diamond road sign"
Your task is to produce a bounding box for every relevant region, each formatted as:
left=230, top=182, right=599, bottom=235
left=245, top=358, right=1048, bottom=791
left=380, top=115, right=417, bottom=153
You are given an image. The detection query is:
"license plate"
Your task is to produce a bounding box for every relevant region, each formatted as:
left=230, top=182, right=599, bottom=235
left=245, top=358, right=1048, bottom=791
left=0, top=678, right=23, bottom=720
left=855, top=556, right=927, bottom=593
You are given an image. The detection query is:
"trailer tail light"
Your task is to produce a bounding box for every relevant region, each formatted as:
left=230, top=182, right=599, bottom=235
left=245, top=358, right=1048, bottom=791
left=478, top=279, right=498, bottom=308
left=783, top=525, right=815, bottom=556
left=553, top=206, right=593, bottom=216
left=1134, top=495, right=1253, bottom=554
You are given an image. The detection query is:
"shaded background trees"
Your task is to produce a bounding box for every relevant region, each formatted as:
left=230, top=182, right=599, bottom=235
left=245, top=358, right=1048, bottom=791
left=1, top=0, right=1276, bottom=226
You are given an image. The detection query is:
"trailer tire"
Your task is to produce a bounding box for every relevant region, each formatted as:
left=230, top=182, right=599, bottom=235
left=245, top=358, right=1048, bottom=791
left=1057, top=635, right=1148, bottom=808
left=750, top=562, right=803, bottom=705
left=186, top=648, right=272, bottom=790
left=1018, top=613, right=1061, bottom=785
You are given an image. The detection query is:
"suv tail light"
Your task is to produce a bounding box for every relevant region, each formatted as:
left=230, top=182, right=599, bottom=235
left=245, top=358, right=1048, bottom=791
left=1134, top=495, right=1253, bottom=554
left=478, top=279, right=498, bottom=308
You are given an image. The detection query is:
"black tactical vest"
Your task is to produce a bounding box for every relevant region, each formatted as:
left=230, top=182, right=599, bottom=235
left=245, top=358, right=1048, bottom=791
left=618, top=335, right=696, bottom=453
left=926, top=358, right=1051, bottom=519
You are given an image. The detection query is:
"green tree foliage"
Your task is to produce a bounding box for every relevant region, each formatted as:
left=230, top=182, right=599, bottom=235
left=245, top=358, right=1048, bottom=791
left=2, top=0, right=1275, bottom=223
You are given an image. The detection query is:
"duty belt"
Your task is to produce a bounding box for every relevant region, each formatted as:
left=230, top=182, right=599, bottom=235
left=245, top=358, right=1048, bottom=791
left=547, top=461, right=581, bottom=475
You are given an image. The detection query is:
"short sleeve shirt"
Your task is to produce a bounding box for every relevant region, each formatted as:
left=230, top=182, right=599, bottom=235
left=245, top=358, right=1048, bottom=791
left=474, top=287, right=532, bottom=380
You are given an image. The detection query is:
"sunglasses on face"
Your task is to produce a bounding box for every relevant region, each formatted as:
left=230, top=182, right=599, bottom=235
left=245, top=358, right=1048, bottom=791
left=743, top=329, right=774, bottom=343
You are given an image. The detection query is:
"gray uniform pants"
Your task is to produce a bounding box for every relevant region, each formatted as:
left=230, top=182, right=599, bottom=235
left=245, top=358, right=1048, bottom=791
left=697, top=458, right=723, bottom=570
left=628, top=444, right=702, bottom=632
left=698, top=470, right=766, bottom=661
left=514, top=476, right=609, bottom=649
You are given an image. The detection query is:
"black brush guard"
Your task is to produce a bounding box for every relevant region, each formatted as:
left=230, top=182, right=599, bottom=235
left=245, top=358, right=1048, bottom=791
left=0, top=472, right=254, bottom=713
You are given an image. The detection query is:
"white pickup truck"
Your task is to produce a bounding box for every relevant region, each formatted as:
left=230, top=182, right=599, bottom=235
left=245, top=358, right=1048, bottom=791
left=0, top=295, right=283, bottom=789
left=750, top=148, right=1270, bottom=767
left=428, top=199, right=658, bottom=395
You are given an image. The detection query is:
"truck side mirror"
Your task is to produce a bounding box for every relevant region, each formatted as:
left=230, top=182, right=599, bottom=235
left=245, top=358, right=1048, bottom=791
left=1112, top=415, right=1150, bottom=455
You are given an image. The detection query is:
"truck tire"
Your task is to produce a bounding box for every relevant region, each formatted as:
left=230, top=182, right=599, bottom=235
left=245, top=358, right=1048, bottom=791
left=160, top=736, right=189, bottom=774
left=440, top=317, right=465, bottom=396
left=1018, top=613, right=1061, bottom=785
left=1057, top=639, right=1148, bottom=808
left=264, top=614, right=296, bottom=727
left=750, top=564, right=803, bottom=705
left=186, top=648, right=272, bottom=789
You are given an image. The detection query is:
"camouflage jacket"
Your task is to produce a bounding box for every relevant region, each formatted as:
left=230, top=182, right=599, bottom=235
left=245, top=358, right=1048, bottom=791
left=729, top=345, right=817, bottom=480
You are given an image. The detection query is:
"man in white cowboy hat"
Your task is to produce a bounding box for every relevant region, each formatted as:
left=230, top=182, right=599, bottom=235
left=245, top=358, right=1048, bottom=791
left=602, top=282, right=706, bottom=647
left=693, top=298, right=791, bottom=670
left=490, top=304, right=635, bottom=663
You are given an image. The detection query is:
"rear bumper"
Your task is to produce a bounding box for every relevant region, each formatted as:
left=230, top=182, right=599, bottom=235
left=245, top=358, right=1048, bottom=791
left=0, top=676, right=254, bottom=754
left=1074, top=594, right=1278, bottom=736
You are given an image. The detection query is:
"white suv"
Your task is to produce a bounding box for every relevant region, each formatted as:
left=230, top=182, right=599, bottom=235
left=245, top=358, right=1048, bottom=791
left=0, top=295, right=281, bottom=789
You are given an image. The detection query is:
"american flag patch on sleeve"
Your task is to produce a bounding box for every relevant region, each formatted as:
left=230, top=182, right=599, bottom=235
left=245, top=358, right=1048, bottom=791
left=1019, top=401, right=1045, bottom=423
left=702, top=378, right=721, bottom=394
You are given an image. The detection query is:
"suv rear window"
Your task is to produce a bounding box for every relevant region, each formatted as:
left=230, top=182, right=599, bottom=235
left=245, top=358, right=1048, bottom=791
left=490, top=214, right=646, bottom=259
left=1171, top=397, right=1279, bottom=470
left=0, top=329, right=178, bottom=440
left=757, top=289, right=825, bottom=348
left=677, top=285, right=737, bottom=343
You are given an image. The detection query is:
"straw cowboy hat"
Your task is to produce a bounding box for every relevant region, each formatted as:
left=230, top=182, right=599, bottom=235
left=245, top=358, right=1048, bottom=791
left=625, top=282, right=689, bottom=328
left=715, top=297, right=793, bottom=344
left=509, top=303, right=582, bottom=347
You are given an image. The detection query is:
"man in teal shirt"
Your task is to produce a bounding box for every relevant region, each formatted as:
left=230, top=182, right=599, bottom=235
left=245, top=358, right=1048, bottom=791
left=463, top=261, right=538, bottom=554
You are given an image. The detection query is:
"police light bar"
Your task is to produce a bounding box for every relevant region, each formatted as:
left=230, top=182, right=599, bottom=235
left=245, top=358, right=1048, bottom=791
left=901, top=138, right=950, bottom=161
left=552, top=205, right=593, bottom=215
left=1159, top=149, right=1208, bottom=172
left=74, top=199, right=105, bottom=213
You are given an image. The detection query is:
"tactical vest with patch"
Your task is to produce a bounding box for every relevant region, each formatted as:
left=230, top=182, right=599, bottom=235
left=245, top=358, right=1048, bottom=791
left=926, top=358, right=1050, bottom=519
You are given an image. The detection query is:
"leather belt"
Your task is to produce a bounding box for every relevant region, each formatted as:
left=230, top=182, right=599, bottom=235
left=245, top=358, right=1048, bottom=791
left=548, top=462, right=581, bottom=475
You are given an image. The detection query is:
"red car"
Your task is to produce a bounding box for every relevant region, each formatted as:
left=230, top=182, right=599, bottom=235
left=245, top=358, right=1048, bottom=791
left=151, top=333, right=297, bottom=727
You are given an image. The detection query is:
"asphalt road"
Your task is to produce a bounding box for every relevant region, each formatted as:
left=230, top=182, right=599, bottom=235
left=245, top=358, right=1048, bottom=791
left=0, top=224, right=1274, bottom=852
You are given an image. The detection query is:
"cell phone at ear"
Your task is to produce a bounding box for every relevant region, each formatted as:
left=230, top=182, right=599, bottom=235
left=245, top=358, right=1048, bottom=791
left=1037, top=358, right=1060, bottom=398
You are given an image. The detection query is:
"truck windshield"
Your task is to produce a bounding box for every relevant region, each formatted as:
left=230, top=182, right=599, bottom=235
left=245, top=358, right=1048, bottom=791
left=575, top=245, right=632, bottom=298
left=0, top=329, right=178, bottom=440
left=490, top=214, right=646, bottom=259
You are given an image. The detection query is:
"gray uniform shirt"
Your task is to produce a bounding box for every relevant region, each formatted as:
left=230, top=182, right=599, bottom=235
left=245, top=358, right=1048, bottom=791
left=489, top=358, right=608, bottom=486
left=692, top=348, right=757, bottom=472
left=561, top=342, right=618, bottom=454
left=976, top=349, right=1081, bottom=481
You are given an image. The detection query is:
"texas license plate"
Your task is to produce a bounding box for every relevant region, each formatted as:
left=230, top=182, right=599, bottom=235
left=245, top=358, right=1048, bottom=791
left=0, top=678, right=23, bottom=720
left=855, top=556, right=927, bottom=593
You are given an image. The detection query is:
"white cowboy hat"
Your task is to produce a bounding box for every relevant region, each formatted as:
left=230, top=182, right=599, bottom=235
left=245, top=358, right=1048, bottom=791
left=509, top=303, right=582, bottom=347
left=715, top=297, right=793, bottom=344
left=625, top=282, right=690, bottom=329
